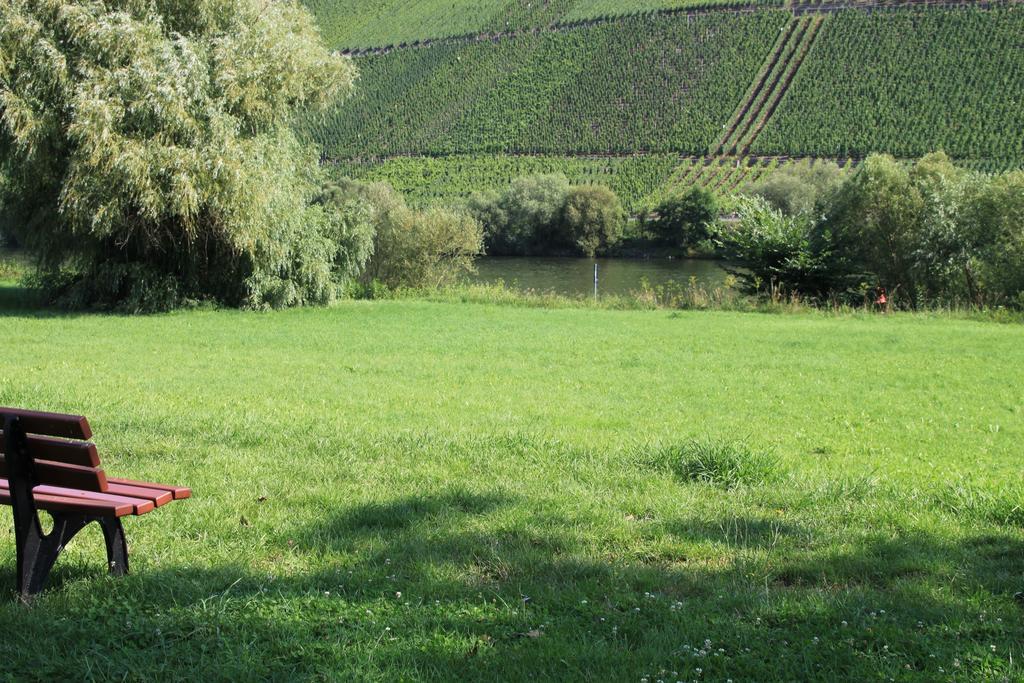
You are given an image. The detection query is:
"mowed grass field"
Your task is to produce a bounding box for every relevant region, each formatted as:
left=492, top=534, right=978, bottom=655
left=0, top=282, right=1022, bottom=681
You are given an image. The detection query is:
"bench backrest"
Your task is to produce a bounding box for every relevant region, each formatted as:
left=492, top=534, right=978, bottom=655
left=0, top=408, right=107, bottom=492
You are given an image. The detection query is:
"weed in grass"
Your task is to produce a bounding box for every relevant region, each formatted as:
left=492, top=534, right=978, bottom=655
left=933, top=477, right=1024, bottom=527
left=641, top=438, right=781, bottom=489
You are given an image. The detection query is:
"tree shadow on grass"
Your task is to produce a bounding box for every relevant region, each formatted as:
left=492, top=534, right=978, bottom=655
left=0, top=492, right=1022, bottom=681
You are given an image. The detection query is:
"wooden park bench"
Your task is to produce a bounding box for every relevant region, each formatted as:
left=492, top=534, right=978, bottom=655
left=0, top=407, right=190, bottom=598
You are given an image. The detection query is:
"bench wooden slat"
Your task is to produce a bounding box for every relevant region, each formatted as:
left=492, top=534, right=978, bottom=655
left=0, top=433, right=100, bottom=467
left=0, top=479, right=153, bottom=515
left=105, top=482, right=174, bottom=507
left=107, top=477, right=191, bottom=500
left=0, top=488, right=130, bottom=517
left=0, top=408, right=92, bottom=440
left=0, top=457, right=107, bottom=492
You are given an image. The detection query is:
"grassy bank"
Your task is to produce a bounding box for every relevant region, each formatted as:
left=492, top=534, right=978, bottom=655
left=0, top=282, right=1022, bottom=680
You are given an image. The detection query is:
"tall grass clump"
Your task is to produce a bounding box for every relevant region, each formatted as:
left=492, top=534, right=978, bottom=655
left=931, top=477, right=1024, bottom=527
left=641, top=438, right=781, bottom=488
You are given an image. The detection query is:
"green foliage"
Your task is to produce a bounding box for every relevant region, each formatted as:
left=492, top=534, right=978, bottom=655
left=825, top=153, right=1024, bottom=308
left=560, top=185, right=624, bottom=257
left=754, top=8, right=1024, bottom=162
left=306, top=11, right=788, bottom=157
left=716, top=195, right=831, bottom=299
left=743, top=159, right=845, bottom=216
left=650, top=187, right=719, bottom=249
left=966, top=170, right=1024, bottom=308
left=0, top=0, right=362, bottom=310
left=644, top=438, right=780, bottom=488
left=720, top=153, right=1024, bottom=308
left=468, top=174, right=625, bottom=257
left=304, top=0, right=782, bottom=50
left=319, top=180, right=483, bottom=290
left=470, top=174, right=571, bottom=256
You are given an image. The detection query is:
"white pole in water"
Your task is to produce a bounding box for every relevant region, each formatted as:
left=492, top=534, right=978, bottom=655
left=594, top=263, right=599, bottom=299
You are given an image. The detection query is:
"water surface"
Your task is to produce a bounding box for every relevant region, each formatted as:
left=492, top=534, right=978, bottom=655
left=470, top=257, right=729, bottom=297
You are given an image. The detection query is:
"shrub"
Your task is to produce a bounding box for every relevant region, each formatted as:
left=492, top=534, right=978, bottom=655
left=481, top=174, right=571, bottom=255
left=470, top=175, right=627, bottom=257
left=744, top=160, right=844, bottom=216
left=649, top=186, right=719, bottom=250
left=560, top=185, right=624, bottom=257
left=962, top=170, right=1024, bottom=307
left=820, top=152, right=1023, bottom=308
left=644, top=438, right=780, bottom=489
left=716, top=196, right=833, bottom=299
left=0, top=0, right=361, bottom=310
left=321, top=180, right=483, bottom=290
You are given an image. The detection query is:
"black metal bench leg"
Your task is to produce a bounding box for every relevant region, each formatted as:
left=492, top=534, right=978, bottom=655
left=17, top=513, right=90, bottom=599
left=99, top=517, right=129, bottom=577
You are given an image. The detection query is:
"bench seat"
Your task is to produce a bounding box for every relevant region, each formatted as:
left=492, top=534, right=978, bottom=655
left=0, top=478, right=190, bottom=517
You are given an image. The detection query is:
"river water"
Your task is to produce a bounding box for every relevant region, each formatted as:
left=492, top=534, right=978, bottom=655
left=470, top=257, right=730, bottom=297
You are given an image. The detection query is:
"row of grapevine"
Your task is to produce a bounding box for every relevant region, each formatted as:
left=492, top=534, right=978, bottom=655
left=754, top=7, right=1024, bottom=160
left=302, top=0, right=781, bottom=51
left=304, top=11, right=789, bottom=158
left=325, top=153, right=857, bottom=214
left=326, top=154, right=682, bottom=212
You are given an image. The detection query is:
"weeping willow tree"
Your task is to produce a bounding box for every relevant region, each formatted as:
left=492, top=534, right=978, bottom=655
left=0, top=0, right=370, bottom=309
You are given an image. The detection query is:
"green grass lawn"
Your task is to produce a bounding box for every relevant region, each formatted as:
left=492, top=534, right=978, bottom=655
left=0, top=282, right=1022, bottom=681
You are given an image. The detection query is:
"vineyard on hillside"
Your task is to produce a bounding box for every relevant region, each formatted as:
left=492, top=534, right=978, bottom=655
left=306, top=11, right=788, bottom=158
left=754, top=7, right=1024, bottom=163
left=306, top=4, right=1024, bottom=210
left=303, top=0, right=781, bottom=50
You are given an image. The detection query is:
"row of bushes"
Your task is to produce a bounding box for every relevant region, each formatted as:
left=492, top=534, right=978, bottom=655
left=467, top=175, right=625, bottom=257
left=721, top=153, right=1024, bottom=308
left=317, top=179, right=483, bottom=291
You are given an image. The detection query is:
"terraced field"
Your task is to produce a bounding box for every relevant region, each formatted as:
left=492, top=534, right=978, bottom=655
left=328, top=155, right=682, bottom=213
left=328, top=154, right=847, bottom=213
left=304, top=0, right=782, bottom=51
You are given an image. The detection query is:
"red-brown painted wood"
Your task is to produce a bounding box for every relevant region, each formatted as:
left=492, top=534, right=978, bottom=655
left=0, top=487, right=130, bottom=517
left=107, top=478, right=191, bottom=500
left=0, top=408, right=92, bottom=440
left=0, top=479, right=153, bottom=515
left=0, top=457, right=107, bottom=492
left=0, top=432, right=100, bottom=467
left=105, top=482, right=174, bottom=507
